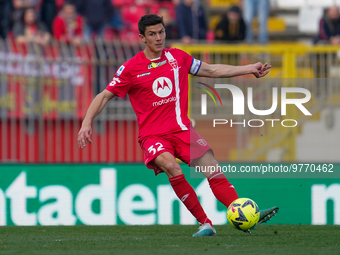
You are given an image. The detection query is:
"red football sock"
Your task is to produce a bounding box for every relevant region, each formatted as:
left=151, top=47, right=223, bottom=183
left=169, top=174, right=212, bottom=226
left=208, top=172, right=238, bottom=208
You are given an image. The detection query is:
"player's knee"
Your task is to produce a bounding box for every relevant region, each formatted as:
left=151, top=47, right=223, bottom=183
left=163, top=162, right=182, bottom=177
left=196, top=151, right=218, bottom=167
left=210, top=158, right=219, bottom=167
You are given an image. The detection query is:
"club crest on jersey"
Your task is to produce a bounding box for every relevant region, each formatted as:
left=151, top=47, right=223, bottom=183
left=148, top=60, right=167, bottom=69
left=169, top=59, right=178, bottom=69
left=197, top=139, right=207, bottom=146
left=152, top=77, right=173, bottom=98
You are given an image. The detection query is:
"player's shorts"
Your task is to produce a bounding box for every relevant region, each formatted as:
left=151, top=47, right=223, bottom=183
left=139, top=129, right=212, bottom=175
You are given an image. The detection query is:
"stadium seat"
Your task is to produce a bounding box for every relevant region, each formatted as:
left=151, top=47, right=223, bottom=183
left=210, top=0, right=238, bottom=8
left=112, top=0, right=133, bottom=8
left=149, top=2, right=160, bottom=14
left=119, top=28, right=140, bottom=41
left=267, top=17, right=286, bottom=32
left=135, top=0, right=155, bottom=6
left=122, top=5, right=147, bottom=30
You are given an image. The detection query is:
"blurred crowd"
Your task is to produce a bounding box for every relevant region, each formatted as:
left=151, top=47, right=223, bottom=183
left=0, top=0, right=339, bottom=45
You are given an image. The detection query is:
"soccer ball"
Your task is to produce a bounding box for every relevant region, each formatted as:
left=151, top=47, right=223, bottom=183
left=227, top=198, right=260, bottom=231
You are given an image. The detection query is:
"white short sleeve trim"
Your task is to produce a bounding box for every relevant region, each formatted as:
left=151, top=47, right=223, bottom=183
left=190, top=59, right=202, bottom=75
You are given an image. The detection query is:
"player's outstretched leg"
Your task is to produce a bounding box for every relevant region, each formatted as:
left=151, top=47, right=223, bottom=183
left=258, top=206, right=279, bottom=224
left=245, top=206, right=279, bottom=233
left=192, top=151, right=239, bottom=208
left=207, top=172, right=238, bottom=207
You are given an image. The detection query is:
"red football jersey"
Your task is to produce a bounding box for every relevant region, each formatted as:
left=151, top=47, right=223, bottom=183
left=106, top=48, right=202, bottom=140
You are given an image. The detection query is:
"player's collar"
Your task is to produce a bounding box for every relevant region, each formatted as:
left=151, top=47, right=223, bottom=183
left=142, top=49, right=166, bottom=62
left=150, top=56, right=161, bottom=61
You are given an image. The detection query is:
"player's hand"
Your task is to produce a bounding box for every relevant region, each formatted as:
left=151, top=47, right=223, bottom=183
left=330, top=36, right=340, bottom=45
left=78, top=125, right=93, bottom=149
left=181, top=36, right=192, bottom=45
left=251, top=62, right=271, bottom=78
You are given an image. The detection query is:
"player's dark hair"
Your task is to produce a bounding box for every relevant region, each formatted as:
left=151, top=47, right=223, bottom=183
left=138, top=14, right=164, bottom=36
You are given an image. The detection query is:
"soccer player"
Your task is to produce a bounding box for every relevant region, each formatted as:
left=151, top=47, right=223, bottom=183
left=78, top=14, right=278, bottom=236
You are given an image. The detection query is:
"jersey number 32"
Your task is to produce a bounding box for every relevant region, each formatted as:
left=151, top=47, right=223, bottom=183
left=148, top=143, right=164, bottom=155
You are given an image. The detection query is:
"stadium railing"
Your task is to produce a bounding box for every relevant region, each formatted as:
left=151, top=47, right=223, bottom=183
left=176, top=43, right=340, bottom=162
left=0, top=38, right=144, bottom=163
left=0, top=39, right=339, bottom=163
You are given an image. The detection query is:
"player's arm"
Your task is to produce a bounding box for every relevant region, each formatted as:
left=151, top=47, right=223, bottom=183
left=78, top=90, right=115, bottom=148
left=196, top=61, right=271, bottom=78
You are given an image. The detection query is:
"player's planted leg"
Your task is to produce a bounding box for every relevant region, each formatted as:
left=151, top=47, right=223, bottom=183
left=192, top=221, right=216, bottom=237
left=170, top=175, right=216, bottom=237
left=154, top=152, right=216, bottom=237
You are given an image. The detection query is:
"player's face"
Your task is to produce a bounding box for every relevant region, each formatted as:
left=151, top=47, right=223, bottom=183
left=140, top=24, right=166, bottom=55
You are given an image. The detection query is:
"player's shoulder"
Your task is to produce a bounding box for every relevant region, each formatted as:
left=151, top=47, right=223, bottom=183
left=166, top=47, right=190, bottom=56
left=115, top=60, right=131, bottom=77
left=129, top=51, right=145, bottom=64
left=165, top=48, right=194, bottom=69
left=115, top=52, right=144, bottom=77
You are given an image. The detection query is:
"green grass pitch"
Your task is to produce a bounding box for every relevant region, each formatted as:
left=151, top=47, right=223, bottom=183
left=0, top=225, right=339, bottom=255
